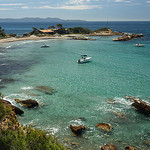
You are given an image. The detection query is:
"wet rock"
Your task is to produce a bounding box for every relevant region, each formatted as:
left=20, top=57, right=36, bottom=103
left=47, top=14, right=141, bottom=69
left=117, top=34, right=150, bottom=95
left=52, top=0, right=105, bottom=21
left=0, top=78, right=15, bottom=84
left=125, top=146, right=135, bottom=150
left=35, top=86, right=56, bottom=95
left=70, top=125, right=86, bottom=136
left=132, top=100, right=150, bottom=116
left=124, top=96, right=139, bottom=102
left=112, top=111, right=126, bottom=119
left=14, top=98, right=39, bottom=108
left=143, top=141, right=150, bottom=146
left=108, top=98, right=116, bottom=104
left=0, top=99, right=24, bottom=115
left=0, top=85, right=5, bottom=89
left=101, top=143, right=117, bottom=150
left=96, top=123, right=113, bottom=132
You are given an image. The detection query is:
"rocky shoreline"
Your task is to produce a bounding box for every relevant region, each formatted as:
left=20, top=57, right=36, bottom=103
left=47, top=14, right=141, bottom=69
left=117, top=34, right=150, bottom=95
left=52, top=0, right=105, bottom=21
left=1, top=92, right=150, bottom=150
left=113, top=33, right=144, bottom=41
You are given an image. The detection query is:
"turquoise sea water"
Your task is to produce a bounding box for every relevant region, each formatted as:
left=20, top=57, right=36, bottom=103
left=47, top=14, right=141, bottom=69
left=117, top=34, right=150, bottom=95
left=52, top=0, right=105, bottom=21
left=0, top=22, right=150, bottom=149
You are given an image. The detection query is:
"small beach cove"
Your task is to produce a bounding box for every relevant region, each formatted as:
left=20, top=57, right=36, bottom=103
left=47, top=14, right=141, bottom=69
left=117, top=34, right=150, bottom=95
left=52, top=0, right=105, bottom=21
left=0, top=22, right=150, bottom=150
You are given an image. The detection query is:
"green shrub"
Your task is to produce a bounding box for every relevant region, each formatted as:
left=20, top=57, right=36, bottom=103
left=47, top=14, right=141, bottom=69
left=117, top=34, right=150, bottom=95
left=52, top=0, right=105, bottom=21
left=0, top=101, right=11, bottom=121
left=68, top=27, right=92, bottom=34
left=0, top=126, right=66, bottom=150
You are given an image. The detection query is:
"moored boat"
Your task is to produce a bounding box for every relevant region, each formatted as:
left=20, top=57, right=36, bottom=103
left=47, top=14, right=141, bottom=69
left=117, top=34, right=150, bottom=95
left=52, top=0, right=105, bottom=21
left=77, top=55, right=92, bottom=63
left=41, top=44, right=50, bottom=48
left=134, top=44, right=144, bottom=47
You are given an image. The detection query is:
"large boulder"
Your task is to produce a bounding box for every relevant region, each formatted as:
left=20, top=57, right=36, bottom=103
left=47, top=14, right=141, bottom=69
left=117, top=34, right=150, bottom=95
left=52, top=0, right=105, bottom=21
left=35, top=86, right=56, bottom=95
left=70, top=125, right=86, bottom=136
left=101, top=143, right=117, bottom=150
left=96, top=123, right=113, bottom=132
left=0, top=99, right=24, bottom=115
left=14, top=98, right=39, bottom=108
left=132, top=100, right=150, bottom=116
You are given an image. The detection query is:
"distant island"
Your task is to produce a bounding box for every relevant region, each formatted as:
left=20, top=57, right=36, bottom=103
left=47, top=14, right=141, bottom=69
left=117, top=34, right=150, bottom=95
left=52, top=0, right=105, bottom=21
left=0, top=24, right=143, bottom=43
left=0, top=17, right=86, bottom=22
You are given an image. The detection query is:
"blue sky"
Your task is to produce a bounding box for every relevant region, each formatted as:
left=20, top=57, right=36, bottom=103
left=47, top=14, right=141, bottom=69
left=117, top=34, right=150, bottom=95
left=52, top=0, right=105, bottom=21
left=0, top=0, right=150, bottom=21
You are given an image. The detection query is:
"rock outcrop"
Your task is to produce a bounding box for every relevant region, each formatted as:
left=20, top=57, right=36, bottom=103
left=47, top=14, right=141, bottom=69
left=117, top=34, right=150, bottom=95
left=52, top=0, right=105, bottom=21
left=132, top=100, right=150, bottom=116
left=124, top=96, right=150, bottom=116
left=14, top=98, right=39, bottom=108
left=70, top=125, right=86, bottom=136
left=101, top=143, right=117, bottom=150
left=125, top=146, right=135, bottom=150
left=96, top=123, right=113, bottom=132
left=112, top=111, right=126, bottom=119
left=113, top=33, right=143, bottom=41
left=0, top=99, right=24, bottom=115
left=35, top=86, right=56, bottom=95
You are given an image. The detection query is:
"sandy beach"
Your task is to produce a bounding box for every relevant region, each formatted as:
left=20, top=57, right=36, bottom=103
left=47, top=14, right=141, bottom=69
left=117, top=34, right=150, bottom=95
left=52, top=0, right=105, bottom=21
left=0, top=35, right=74, bottom=44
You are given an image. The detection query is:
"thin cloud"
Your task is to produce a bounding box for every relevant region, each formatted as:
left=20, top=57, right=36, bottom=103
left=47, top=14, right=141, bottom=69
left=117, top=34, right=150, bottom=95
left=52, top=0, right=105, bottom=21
left=65, top=0, right=91, bottom=5
left=0, top=3, right=25, bottom=6
left=147, top=1, right=150, bottom=3
left=0, top=8, right=14, bottom=10
left=34, top=4, right=102, bottom=10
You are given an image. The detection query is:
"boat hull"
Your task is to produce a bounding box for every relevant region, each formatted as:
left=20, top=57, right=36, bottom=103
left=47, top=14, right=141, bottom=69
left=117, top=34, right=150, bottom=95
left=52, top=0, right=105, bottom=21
left=77, top=57, right=92, bottom=63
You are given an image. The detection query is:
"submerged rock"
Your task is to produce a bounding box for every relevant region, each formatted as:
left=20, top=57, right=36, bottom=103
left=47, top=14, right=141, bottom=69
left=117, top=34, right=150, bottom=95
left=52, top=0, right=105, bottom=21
left=125, top=146, right=135, bottom=150
left=132, top=100, right=150, bottom=116
left=112, top=111, right=126, bottom=119
left=35, top=86, right=56, bottom=95
left=96, top=123, right=113, bottom=133
left=14, top=98, right=39, bottom=108
left=0, top=99, right=24, bottom=115
left=101, top=143, right=117, bottom=150
left=0, top=78, right=15, bottom=84
left=143, top=141, right=150, bottom=146
left=70, top=125, right=86, bottom=136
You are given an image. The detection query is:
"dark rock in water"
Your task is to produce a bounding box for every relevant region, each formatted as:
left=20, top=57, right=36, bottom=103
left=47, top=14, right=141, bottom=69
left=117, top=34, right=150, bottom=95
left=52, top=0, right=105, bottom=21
left=125, top=146, right=135, bottom=150
left=35, top=86, right=56, bottom=95
left=132, top=100, right=150, bottom=116
left=0, top=85, right=5, bottom=89
left=143, top=141, right=150, bottom=146
left=70, top=125, right=86, bottom=136
left=0, top=78, right=15, bottom=84
left=11, top=105, right=24, bottom=115
left=96, top=123, right=113, bottom=133
left=101, top=143, right=117, bottom=150
left=0, top=99, right=24, bottom=115
left=14, top=98, right=39, bottom=108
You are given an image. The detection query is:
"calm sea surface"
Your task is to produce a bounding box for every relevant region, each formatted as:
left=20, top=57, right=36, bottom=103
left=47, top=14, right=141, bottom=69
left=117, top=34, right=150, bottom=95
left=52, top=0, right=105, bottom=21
left=0, top=21, right=150, bottom=150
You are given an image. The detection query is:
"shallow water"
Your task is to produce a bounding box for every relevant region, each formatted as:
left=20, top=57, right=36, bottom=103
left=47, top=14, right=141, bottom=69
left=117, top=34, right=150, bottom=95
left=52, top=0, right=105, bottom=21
left=0, top=35, right=150, bottom=149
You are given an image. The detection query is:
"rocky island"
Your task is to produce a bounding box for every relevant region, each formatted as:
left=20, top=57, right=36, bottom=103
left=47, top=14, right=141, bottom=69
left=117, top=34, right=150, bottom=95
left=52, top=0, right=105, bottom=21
left=113, top=33, right=144, bottom=41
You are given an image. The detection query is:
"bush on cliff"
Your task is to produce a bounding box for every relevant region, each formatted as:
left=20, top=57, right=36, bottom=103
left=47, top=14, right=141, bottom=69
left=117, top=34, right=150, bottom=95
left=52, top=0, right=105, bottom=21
left=0, top=101, right=66, bottom=150
left=0, top=127, right=66, bottom=150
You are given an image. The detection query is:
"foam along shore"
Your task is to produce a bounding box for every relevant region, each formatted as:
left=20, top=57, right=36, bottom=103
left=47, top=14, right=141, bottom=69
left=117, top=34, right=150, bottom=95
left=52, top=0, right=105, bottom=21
left=0, top=35, right=73, bottom=44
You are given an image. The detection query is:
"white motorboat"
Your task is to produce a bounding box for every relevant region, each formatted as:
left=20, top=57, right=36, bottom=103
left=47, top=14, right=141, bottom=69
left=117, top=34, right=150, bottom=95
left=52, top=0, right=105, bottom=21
left=77, top=55, right=92, bottom=63
left=41, top=44, right=50, bottom=48
left=134, top=44, right=144, bottom=47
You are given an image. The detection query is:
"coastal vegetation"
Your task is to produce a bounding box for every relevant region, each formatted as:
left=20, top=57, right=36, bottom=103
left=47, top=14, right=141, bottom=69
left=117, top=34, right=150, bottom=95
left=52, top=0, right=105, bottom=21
left=0, top=94, right=66, bottom=150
